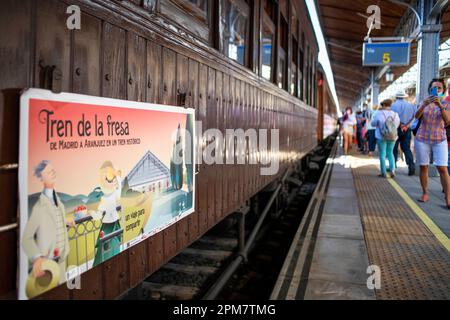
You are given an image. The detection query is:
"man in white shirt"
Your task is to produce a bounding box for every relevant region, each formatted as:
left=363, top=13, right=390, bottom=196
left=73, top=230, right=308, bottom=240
left=22, top=161, right=74, bottom=289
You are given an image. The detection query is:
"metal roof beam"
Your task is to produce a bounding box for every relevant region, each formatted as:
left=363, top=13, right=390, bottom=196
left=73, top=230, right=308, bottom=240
left=429, top=0, right=449, bottom=23
left=333, top=74, right=366, bottom=86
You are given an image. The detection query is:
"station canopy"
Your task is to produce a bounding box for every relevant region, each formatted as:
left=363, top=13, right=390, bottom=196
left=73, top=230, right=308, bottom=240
left=316, top=0, right=450, bottom=109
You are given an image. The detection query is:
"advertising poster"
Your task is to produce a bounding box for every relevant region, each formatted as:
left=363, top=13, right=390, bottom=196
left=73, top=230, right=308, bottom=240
left=18, top=89, right=195, bottom=299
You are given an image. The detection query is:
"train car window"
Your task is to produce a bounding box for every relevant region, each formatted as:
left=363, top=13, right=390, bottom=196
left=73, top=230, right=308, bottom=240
left=263, top=0, right=277, bottom=21
left=188, top=0, right=208, bottom=12
left=277, top=14, right=288, bottom=90
left=305, top=44, right=310, bottom=105
left=279, top=0, right=288, bottom=19
left=312, top=58, right=316, bottom=108
left=172, top=0, right=209, bottom=23
left=160, top=0, right=211, bottom=42
left=299, top=33, right=305, bottom=101
left=291, top=5, right=299, bottom=97
left=291, top=37, right=298, bottom=96
left=219, top=0, right=250, bottom=66
left=260, top=0, right=277, bottom=81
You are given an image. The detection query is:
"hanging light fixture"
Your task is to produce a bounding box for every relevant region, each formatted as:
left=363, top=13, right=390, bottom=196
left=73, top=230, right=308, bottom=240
left=385, top=70, right=394, bottom=82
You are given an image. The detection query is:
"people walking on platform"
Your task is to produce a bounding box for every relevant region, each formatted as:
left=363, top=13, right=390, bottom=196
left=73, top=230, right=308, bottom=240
left=366, top=105, right=379, bottom=157
left=338, top=111, right=345, bottom=146
left=414, top=78, right=450, bottom=207
left=391, top=90, right=416, bottom=175
left=356, top=110, right=366, bottom=152
left=342, top=107, right=356, bottom=155
left=371, top=99, right=400, bottom=178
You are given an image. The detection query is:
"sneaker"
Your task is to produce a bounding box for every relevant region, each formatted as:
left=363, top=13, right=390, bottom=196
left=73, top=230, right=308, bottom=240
left=408, top=168, right=415, bottom=176
left=390, top=172, right=396, bottom=178
left=378, top=173, right=386, bottom=178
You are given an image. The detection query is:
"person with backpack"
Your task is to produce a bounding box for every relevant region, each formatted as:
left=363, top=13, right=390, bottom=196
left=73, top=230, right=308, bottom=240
left=371, top=99, right=400, bottom=178
left=414, top=78, right=450, bottom=206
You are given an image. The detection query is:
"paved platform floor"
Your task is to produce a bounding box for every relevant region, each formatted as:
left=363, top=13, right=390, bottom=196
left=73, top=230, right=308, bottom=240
left=272, top=140, right=450, bottom=300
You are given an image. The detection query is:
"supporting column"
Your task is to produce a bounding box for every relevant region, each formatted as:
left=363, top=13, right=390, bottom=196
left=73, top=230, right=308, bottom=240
left=371, top=69, right=379, bottom=107
left=416, top=0, right=442, bottom=102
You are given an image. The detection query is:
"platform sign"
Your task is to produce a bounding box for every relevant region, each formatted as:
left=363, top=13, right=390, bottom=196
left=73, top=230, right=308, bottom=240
left=363, top=42, right=410, bottom=66
left=18, top=89, right=195, bottom=299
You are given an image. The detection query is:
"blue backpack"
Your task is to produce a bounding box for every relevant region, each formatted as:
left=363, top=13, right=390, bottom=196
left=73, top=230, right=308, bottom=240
left=381, top=111, right=398, bottom=141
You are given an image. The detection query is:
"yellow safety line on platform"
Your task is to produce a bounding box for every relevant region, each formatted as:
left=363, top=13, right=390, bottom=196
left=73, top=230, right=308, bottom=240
left=387, top=178, right=450, bottom=252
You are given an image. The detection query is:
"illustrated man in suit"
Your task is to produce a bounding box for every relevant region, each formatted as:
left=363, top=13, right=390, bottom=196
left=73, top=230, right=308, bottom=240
left=22, top=160, right=74, bottom=285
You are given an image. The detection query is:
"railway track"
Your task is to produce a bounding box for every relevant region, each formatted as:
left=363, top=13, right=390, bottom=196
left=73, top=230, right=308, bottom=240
left=123, top=137, right=335, bottom=300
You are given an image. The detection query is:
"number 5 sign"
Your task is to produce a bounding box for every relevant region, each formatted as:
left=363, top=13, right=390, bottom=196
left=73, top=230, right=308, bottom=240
left=363, top=42, right=410, bottom=66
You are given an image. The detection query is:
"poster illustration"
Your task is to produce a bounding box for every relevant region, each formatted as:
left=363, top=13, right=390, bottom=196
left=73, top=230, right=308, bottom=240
left=19, top=89, right=195, bottom=299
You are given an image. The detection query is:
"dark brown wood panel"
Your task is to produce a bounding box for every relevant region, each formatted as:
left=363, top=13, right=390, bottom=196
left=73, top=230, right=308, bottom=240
left=0, top=231, right=18, bottom=298
left=244, top=82, right=251, bottom=200
left=127, top=33, right=147, bottom=102
left=176, top=217, right=189, bottom=251
left=0, top=0, right=32, bottom=298
left=72, top=13, right=101, bottom=95
left=102, top=23, right=126, bottom=99
left=206, top=67, right=216, bottom=228
left=35, top=0, right=71, bottom=92
left=249, top=85, right=255, bottom=196
left=0, top=169, right=17, bottom=227
left=256, top=88, right=262, bottom=192
left=197, top=63, right=208, bottom=235
left=188, top=58, right=199, bottom=241
left=163, top=223, right=177, bottom=260
left=146, top=42, right=162, bottom=104
left=162, top=47, right=177, bottom=106
left=176, top=53, right=189, bottom=101
left=72, top=267, right=103, bottom=300
left=222, top=73, right=230, bottom=217
left=188, top=59, right=199, bottom=111
left=148, top=231, right=164, bottom=273
left=232, top=77, right=239, bottom=209
left=129, top=241, right=148, bottom=288
left=239, top=80, right=245, bottom=204
left=196, top=64, right=208, bottom=234
left=103, top=252, right=130, bottom=299
left=215, top=71, right=223, bottom=222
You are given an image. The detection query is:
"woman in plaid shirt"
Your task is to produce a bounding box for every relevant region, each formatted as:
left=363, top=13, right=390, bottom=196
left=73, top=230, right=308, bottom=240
left=415, top=78, right=450, bottom=207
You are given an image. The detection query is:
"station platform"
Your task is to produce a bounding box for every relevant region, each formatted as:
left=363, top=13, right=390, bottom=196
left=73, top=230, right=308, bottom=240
left=271, top=140, right=450, bottom=300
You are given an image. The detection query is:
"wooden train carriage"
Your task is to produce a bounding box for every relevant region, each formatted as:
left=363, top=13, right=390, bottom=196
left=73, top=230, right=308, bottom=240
left=0, top=0, right=322, bottom=299
left=317, top=65, right=338, bottom=141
